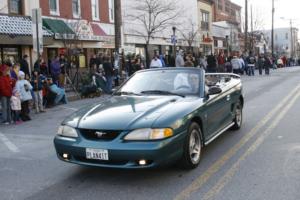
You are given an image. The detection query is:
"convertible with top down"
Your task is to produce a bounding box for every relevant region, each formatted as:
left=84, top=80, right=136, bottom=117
left=54, top=68, right=244, bottom=169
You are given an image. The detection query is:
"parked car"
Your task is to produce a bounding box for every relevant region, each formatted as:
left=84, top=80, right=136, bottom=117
left=54, top=68, right=244, bottom=169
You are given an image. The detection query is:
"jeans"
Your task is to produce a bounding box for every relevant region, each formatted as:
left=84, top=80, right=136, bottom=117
left=34, top=90, right=44, bottom=112
left=106, top=76, right=113, bottom=93
left=1, top=96, right=12, bottom=123
left=248, top=64, right=255, bottom=76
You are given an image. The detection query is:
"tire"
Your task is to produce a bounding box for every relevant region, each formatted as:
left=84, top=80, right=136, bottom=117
left=180, top=122, right=202, bottom=169
left=231, top=100, right=243, bottom=130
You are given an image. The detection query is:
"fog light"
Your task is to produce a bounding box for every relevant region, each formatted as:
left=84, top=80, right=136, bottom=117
left=63, top=153, right=69, bottom=159
left=138, top=159, right=147, bottom=166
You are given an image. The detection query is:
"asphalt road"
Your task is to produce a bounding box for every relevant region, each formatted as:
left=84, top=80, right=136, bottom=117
left=1, top=67, right=300, bottom=200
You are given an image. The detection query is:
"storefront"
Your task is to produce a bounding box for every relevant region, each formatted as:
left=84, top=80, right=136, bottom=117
left=0, top=15, right=53, bottom=69
left=43, top=18, right=115, bottom=68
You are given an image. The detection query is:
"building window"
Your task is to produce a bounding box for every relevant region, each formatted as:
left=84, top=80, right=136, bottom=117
left=218, top=0, right=223, bottom=10
left=9, top=0, right=22, bottom=14
left=109, top=0, right=114, bottom=22
left=91, top=0, right=100, bottom=21
left=225, top=1, right=230, bottom=13
left=214, top=40, right=218, bottom=47
left=72, top=0, right=81, bottom=18
left=49, top=0, right=59, bottom=15
left=201, top=11, right=209, bottom=31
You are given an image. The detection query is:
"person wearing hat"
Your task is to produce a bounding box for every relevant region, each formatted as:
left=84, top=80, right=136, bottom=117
left=15, top=71, right=33, bottom=121
left=0, top=64, right=13, bottom=124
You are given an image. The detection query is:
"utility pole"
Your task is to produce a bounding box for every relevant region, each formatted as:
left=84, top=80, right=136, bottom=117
left=251, top=4, right=254, bottom=53
left=271, top=0, right=275, bottom=58
left=245, top=0, right=248, bottom=54
left=290, top=19, right=293, bottom=58
left=114, top=0, right=122, bottom=83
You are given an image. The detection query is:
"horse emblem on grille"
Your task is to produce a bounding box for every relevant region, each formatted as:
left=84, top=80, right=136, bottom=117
left=95, top=131, right=107, bottom=138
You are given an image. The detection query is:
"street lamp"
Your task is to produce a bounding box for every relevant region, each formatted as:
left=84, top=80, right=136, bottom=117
left=172, top=26, right=177, bottom=57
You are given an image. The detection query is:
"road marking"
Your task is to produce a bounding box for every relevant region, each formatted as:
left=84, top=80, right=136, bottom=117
left=0, top=132, right=20, bottom=153
left=202, top=87, right=300, bottom=200
left=174, top=84, right=300, bottom=200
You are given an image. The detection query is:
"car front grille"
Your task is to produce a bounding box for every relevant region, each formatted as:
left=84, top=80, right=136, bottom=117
left=79, top=129, right=122, bottom=141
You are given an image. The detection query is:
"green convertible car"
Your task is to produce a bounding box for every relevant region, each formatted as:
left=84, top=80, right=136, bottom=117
left=54, top=68, right=244, bottom=169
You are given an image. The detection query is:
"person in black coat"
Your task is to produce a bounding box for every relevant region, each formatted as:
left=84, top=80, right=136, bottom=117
left=20, top=55, right=30, bottom=78
left=103, top=56, right=114, bottom=93
left=206, top=54, right=217, bottom=73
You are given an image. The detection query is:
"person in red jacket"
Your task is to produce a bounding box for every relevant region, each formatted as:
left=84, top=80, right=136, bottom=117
left=0, top=64, right=13, bottom=124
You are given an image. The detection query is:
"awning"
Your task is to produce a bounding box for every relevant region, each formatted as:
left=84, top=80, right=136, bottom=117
left=91, top=23, right=107, bottom=36
left=0, top=15, right=52, bottom=37
left=43, top=18, right=74, bottom=39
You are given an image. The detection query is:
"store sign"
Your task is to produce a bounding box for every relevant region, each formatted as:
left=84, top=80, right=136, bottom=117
left=203, top=37, right=213, bottom=43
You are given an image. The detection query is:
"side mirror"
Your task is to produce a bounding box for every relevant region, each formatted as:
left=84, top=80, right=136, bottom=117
left=208, top=86, right=222, bottom=96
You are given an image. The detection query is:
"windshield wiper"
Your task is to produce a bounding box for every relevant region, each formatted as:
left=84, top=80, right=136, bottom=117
left=141, top=90, right=185, bottom=98
left=114, top=91, right=141, bottom=96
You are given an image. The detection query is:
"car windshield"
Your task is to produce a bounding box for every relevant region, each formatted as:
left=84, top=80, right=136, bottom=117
left=117, top=69, right=204, bottom=96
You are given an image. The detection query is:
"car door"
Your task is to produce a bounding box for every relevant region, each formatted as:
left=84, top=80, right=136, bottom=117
left=203, top=91, right=231, bottom=140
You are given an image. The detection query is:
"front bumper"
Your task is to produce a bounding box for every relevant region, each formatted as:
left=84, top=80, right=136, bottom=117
left=54, top=131, right=186, bottom=169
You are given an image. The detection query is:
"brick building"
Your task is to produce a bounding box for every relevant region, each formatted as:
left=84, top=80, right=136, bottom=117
left=213, top=0, right=241, bottom=28
left=40, top=0, right=115, bottom=68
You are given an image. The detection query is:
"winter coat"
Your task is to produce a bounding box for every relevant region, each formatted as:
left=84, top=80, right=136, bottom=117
left=15, top=80, right=33, bottom=102
left=31, top=75, right=45, bottom=91
left=20, top=59, right=30, bottom=77
left=175, top=55, right=185, bottom=67
left=50, top=59, right=61, bottom=77
left=0, top=75, right=13, bottom=97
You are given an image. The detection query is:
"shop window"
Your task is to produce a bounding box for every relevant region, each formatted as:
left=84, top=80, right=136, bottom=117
left=9, top=0, right=22, bottom=15
left=49, top=0, right=60, bottom=16
left=91, top=0, right=100, bottom=21
left=72, top=0, right=81, bottom=18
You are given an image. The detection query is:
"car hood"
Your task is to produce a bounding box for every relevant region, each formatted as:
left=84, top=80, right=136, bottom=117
left=63, top=95, right=195, bottom=130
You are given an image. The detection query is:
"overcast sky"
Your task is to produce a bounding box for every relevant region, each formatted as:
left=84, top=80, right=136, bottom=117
left=231, top=0, right=300, bottom=30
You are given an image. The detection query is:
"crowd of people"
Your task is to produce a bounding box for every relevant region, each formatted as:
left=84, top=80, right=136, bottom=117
left=146, top=49, right=280, bottom=77
left=0, top=55, right=68, bottom=125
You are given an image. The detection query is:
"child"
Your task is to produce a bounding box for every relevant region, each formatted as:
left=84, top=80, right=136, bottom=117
left=15, top=71, right=33, bottom=121
left=10, top=90, right=22, bottom=124
left=31, top=70, right=46, bottom=113
left=0, top=64, right=13, bottom=124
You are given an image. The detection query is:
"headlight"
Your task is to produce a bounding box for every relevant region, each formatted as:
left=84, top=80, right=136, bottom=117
left=124, top=128, right=173, bottom=141
left=57, top=125, right=78, bottom=138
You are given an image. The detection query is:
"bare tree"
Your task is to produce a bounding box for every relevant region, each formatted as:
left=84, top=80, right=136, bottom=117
left=126, top=0, right=181, bottom=67
left=178, top=18, right=199, bottom=53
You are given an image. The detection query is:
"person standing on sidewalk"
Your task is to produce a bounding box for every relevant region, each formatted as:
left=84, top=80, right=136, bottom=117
left=103, top=56, right=114, bottom=93
left=257, top=55, right=265, bottom=75
left=264, top=55, right=272, bottom=75
left=20, top=55, right=30, bottom=79
left=10, top=90, right=22, bottom=124
left=50, top=56, right=61, bottom=86
left=217, top=52, right=226, bottom=72
left=16, top=71, right=33, bottom=121
left=247, top=52, right=256, bottom=76
left=0, top=65, right=13, bottom=124
left=31, top=70, right=46, bottom=113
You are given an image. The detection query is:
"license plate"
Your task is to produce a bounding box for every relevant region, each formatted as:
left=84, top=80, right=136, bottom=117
left=86, top=148, right=109, bottom=160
